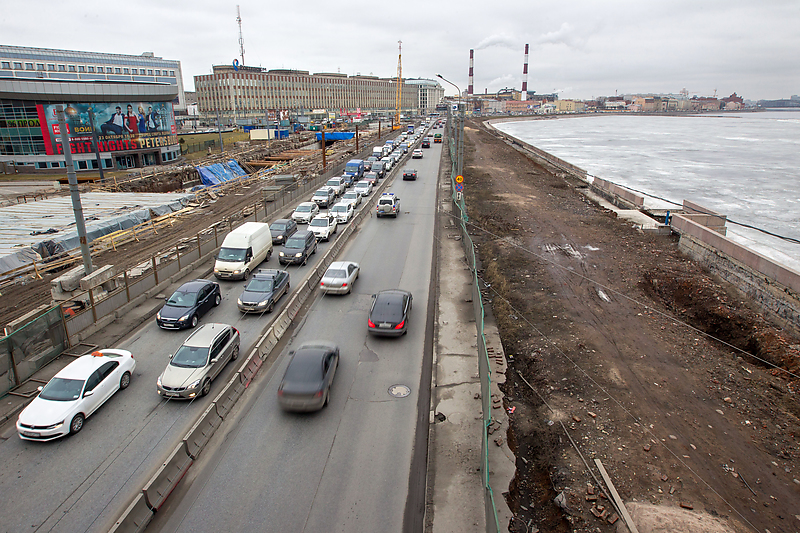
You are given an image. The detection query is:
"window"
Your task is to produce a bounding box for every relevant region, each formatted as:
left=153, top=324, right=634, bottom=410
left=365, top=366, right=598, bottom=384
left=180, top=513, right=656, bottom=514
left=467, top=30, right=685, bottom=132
left=25, top=63, right=33, bottom=70
left=169, top=70, right=175, bottom=76
left=97, top=66, right=103, bottom=73
left=13, top=62, right=22, bottom=69
left=155, top=70, right=161, bottom=76
left=1, top=62, right=9, bottom=69
left=123, top=68, right=129, bottom=74
left=147, top=69, right=153, bottom=75
left=88, top=66, right=94, bottom=73
left=36, top=63, right=44, bottom=71
left=36, top=162, right=48, bottom=169
left=78, top=65, right=85, bottom=72
left=58, top=64, right=66, bottom=71
left=114, top=67, right=121, bottom=74
left=131, top=68, right=137, bottom=74
left=77, top=160, right=88, bottom=170
left=68, top=65, right=76, bottom=72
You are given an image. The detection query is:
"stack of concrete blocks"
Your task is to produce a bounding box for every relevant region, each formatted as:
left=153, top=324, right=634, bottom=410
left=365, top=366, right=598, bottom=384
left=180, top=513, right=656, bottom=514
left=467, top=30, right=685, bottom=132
left=51, top=265, right=117, bottom=306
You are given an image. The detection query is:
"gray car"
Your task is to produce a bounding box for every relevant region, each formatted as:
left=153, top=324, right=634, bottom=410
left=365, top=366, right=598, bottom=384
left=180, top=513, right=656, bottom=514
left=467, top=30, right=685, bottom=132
left=277, top=342, right=339, bottom=412
left=237, top=269, right=290, bottom=313
left=156, top=323, right=240, bottom=399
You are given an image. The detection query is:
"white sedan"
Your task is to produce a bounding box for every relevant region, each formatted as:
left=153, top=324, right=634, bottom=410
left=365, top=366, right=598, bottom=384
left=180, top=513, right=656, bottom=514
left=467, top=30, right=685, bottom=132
left=341, top=190, right=361, bottom=207
left=309, top=214, right=338, bottom=241
left=354, top=181, right=373, bottom=197
left=330, top=201, right=355, bottom=224
left=16, top=349, right=136, bottom=441
left=291, top=202, right=320, bottom=224
left=320, top=261, right=360, bottom=294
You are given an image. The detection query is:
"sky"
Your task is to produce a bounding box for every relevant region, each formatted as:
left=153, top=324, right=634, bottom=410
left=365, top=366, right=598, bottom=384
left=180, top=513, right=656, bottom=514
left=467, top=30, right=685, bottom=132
left=3, top=0, right=798, bottom=101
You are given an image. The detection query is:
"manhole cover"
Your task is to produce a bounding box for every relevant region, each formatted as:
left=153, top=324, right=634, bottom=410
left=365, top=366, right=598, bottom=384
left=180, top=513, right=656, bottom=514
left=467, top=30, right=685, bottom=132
left=388, top=384, right=411, bottom=398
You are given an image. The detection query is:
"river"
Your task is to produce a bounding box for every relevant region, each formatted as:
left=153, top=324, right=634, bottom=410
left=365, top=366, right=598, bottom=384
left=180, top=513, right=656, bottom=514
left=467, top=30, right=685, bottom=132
left=494, top=110, right=800, bottom=272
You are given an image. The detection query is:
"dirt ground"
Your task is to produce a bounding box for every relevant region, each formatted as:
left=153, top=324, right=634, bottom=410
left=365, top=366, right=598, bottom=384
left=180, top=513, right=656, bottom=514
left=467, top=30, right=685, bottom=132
left=462, top=119, right=800, bottom=533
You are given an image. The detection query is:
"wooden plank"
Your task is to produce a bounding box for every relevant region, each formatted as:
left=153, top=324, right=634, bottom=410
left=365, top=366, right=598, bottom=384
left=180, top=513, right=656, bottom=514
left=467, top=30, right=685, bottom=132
left=594, top=459, right=639, bottom=533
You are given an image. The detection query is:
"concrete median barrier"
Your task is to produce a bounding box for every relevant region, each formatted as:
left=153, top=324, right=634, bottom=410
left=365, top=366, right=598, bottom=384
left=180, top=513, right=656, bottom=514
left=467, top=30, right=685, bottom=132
left=183, top=402, right=224, bottom=460
left=107, top=493, right=153, bottom=533
left=238, top=354, right=263, bottom=387
left=257, top=328, right=279, bottom=360
left=214, top=376, right=247, bottom=418
left=142, top=443, right=193, bottom=511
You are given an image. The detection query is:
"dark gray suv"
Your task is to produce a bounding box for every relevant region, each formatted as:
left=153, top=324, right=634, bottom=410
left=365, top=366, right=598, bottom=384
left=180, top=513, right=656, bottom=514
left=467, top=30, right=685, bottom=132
left=278, top=230, right=318, bottom=266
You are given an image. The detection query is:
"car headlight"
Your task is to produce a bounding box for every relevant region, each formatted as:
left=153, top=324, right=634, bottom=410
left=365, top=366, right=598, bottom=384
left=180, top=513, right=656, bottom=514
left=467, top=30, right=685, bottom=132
left=44, top=421, right=65, bottom=430
left=233, top=269, right=241, bottom=274
left=214, top=268, right=220, bottom=273
left=179, top=313, right=191, bottom=322
left=295, top=253, right=302, bottom=258
left=259, top=299, right=270, bottom=306
left=157, top=375, right=162, bottom=387
left=279, top=251, right=285, bottom=257
left=237, top=298, right=243, bottom=305
left=187, top=379, right=201, bottom=390
left=156, top=311, right=161, bottom=320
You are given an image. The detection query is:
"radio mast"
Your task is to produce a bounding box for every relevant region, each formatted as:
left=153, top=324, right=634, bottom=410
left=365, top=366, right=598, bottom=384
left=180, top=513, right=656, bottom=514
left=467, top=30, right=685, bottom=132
left=237, top=5, right=245, bottom=66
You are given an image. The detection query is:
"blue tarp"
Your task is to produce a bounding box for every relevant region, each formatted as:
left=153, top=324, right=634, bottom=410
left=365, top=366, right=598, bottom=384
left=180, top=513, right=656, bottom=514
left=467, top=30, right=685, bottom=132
left=196, top=160, right=248, bottom=186
left=315, top=132, right=355, bottom=141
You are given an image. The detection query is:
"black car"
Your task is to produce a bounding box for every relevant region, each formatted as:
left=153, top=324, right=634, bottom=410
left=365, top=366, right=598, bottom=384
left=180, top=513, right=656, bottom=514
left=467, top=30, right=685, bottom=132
left=237, top=269, right=290, bottom=313
left=367, top=289, right=412, bottom=336
left=269, top=219, right=297, bottom=245
left=157, top=279, right=221, bottom=329
left=341, top=174, right=355, bottom=187
left=402, top=169, right=417, bottom=181
left=421, top=139, right=431, bottom=148
left=278, top=342, right=339, bottom=412
left=278, top=230, right=318, bottom=266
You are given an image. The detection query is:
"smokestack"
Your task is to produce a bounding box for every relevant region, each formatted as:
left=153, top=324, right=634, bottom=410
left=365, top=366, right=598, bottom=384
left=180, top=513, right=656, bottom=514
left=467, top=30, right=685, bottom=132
left=468, top=49, right=474, bottom=96
left=521, top=44, right=529, bottom=101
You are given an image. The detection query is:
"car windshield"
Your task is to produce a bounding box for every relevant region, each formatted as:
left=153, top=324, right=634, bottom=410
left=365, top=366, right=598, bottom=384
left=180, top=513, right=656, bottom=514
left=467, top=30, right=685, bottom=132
left=310, top=218, right=328, bottom=227
left=270, top=222, right=287, bottom=231
left=285, top=236, right=305, bottom=248
left=246, top=278, right=273, bottom=292
left=39, top=377, right=84, bottom=401
left=295, top=205, right=312, bottom=213
left=325, top=269, right=346, bottom=279
left=285, top=353, right=323, bottom=383
left=331, top=205, right=345, bottom=213
left=217, top=247, right=246, bottom=262
left=166, top=289, right=198, bottom=307
left=343, top=193, right=357, bottom=199
left=326, top=180, right=340, bottom=187
left=313, top=191, right=328, bottom=198
left=171, top=345, right=210, bottom=368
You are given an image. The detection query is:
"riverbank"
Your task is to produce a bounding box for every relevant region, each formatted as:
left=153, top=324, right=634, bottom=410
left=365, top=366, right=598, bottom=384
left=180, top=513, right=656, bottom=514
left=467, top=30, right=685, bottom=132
left=462, top=117, right=799, bottom=533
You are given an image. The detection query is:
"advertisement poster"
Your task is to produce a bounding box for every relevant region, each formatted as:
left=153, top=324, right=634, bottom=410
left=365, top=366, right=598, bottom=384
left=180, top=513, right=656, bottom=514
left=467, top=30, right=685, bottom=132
left=37, top=102, right=178, bottom=156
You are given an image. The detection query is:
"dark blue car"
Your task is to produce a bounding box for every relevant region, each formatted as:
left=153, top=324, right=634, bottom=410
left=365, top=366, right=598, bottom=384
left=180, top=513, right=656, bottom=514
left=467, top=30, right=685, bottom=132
left=156, top=279, right=221, bottom=329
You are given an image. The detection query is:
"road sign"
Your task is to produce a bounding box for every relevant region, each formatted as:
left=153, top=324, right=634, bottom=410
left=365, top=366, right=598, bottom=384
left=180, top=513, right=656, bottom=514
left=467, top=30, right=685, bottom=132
left=456, top=192, right=462, bottom=201
left=455, top=175, right=464, bottom=183
left=455, top=182, right=463, bottom=192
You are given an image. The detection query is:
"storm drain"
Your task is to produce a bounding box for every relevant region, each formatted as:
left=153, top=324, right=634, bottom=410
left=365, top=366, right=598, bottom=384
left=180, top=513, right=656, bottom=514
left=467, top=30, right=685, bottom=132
left=388, top=384, right=411, bottom=398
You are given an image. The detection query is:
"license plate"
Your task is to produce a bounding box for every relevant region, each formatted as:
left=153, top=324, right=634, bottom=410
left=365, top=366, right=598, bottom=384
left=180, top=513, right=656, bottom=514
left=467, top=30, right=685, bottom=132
left=22, top=431, right=40, bottom=437
left=379, top=323, right=391, bottom=328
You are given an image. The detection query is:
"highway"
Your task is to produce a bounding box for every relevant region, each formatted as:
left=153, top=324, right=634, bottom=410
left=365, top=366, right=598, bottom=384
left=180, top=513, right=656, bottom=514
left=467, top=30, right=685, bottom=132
left=0, top=126, right=441, bottom=533
left=152, top=138, right=442, bottom=532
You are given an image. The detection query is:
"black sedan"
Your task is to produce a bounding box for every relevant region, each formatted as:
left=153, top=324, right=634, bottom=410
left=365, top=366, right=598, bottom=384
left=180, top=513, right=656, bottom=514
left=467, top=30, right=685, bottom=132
left=367, top=289, right=412, bottom=336
left=156, top=279, right=221, bottom=329
left=277, top=342, right=339, bottom=412
left=269, top=219, right=297, bottom=245
left=237, top=269, right=290, bottom=313
left=402, top=169, right=417, bottom=181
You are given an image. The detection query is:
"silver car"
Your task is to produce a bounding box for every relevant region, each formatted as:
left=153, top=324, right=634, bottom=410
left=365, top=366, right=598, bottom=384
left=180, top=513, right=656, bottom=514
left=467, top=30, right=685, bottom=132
left=156, top=323, right=240, bottom=399
left=319, top=261, right=360, bottom=294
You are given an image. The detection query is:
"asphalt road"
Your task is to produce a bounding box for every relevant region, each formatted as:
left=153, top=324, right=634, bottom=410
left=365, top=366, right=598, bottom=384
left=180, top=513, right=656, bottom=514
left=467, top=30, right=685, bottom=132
left=151, top=140, right=442, bottom=532
left=0, top=128, right=438, bottom=533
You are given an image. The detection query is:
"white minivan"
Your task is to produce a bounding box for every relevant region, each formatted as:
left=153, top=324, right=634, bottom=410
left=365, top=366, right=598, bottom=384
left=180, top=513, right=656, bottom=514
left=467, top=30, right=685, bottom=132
left=214, top=222, right=273, bottom=280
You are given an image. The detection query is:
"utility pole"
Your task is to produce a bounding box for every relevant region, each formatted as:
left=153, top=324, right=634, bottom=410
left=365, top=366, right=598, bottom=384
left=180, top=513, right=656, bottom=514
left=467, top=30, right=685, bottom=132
left=56, top=105, right=93, bottom=275
left=355, top=124, right=359, bottom=152
left=321, top=130, right=327, bottom=170
left=87, top=107, right=105, bottom=183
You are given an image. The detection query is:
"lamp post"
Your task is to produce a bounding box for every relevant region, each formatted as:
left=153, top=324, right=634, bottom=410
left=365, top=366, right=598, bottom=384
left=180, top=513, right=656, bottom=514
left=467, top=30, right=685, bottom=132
left=436, top=73, right=465, bottom=180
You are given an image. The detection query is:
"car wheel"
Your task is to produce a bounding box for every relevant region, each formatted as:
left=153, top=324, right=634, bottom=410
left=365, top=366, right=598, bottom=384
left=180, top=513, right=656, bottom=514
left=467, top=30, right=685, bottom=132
left=243, top=269, right=250, bottom=280
left=267, top=300, right=274, bottom=313
left=231, top=345, right=240, bottom=361
left=190, top=315, right=198, bottom=328
left=302, top=255, right=308, bottom=266
left=214, top=294, right=221, bottom=306
left=324, top=386, right=330, bottom=407
left=200, top=379, right=211, bottom=397
left=266, top=249, right=272, bottom=261
left=69, top=413, right=85, bottom=435
left=119, top=371, right=131, bottom=390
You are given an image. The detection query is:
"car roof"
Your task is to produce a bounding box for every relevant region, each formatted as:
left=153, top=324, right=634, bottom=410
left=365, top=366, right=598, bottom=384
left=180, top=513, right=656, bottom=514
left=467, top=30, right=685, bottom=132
left=177, top=279, right=213, bottom=292
left=328, top=261, right=356, bottom=270
left=56, top=350, right=131, bottom=380
left=271, top=218, right=291, bottom=225
left=297, top=201, right=315, bottom=208
left=332, top=201, right=351, bottom=208
left=183, top=323, right=231, bottom=347
left=254, top=268, right=283, bottom=279
left=375, top=289, right=411, bottom=302
left=291, top=230, right=314, bottom=239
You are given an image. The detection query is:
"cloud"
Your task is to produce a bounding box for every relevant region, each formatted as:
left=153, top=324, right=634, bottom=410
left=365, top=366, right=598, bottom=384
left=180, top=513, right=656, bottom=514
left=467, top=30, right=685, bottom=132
left=488, top=74, right=517, bottom=89
left=475, top=33, right=518, bottom=51
left=536, top=22, right=585, bottom=49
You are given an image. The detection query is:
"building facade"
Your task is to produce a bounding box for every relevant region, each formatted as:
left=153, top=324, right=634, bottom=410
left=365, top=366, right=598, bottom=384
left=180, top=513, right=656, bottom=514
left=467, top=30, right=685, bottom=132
left=0, top=45, right=184, bottom=172
left=405, top=78, right=445, bottom=116
left=194, top=66, right=442, bottom=125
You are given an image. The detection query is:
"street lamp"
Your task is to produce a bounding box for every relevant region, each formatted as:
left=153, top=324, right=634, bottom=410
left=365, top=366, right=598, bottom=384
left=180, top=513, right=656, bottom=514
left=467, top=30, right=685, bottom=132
left=436, top=73, right=465, bottom=181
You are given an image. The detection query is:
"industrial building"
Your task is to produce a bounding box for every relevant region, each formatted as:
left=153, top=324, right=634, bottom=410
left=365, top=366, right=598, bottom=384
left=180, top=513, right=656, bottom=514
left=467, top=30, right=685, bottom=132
left=194, top=65, right=443, bottom=126
left=0, top=45, right=185, bottom=173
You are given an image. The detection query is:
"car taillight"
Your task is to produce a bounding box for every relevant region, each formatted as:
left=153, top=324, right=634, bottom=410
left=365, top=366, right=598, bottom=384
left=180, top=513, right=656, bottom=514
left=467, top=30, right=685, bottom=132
left=368, top=319, right=376, bottom=328
left=341, top=283, right=347, bottom=287
left=320, top=282, right=325, bottom=286
left=395, top=320, right=405, bottom=329
left=277, top=389, right=283, bottom=396
left=315, top=390, right=324, bottom=398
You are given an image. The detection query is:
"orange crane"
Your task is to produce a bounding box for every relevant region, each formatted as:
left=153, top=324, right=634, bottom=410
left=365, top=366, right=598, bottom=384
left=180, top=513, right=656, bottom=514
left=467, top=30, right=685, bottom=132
left=394, top=40, right=402, bottom=130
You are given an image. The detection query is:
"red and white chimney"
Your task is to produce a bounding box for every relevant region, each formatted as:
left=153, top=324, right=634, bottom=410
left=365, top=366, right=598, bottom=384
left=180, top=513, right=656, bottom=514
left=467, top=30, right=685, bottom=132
left=521, top=44, right=529, bottom=101
left=468, top=49, right=474, bottom=97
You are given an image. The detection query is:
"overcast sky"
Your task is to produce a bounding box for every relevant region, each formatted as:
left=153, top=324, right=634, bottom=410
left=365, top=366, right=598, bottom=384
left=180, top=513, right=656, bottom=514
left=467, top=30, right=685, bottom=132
left=3, top=0, right=798, bottom=100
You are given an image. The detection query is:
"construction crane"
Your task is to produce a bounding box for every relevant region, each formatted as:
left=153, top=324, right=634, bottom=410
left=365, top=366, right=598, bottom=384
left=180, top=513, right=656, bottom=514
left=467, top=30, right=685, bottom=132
left=394, top=40, right=402, bottom=130
left=236, top=6, right=245, bottom=66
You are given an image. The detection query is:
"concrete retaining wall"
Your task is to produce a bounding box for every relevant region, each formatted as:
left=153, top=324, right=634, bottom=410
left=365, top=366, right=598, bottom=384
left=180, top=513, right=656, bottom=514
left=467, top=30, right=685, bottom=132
left=672, top=214, right=800, bottom=329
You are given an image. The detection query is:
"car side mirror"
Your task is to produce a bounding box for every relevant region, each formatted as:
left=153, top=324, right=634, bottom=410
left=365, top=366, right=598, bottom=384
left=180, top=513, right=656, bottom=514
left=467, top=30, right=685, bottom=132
left=37, top=386, right=43, bottom=392
left=169, top=353, right=174, bottom=359
left=83, top=390, right=94, bottom=398
left=210, top=358, right=218, bottom=364
left=165, top=296, right=169, bottom=301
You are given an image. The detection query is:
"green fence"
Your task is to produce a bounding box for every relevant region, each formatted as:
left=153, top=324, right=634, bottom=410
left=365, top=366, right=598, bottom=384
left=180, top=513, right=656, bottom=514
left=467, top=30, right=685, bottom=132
left=0, top=306, right=67, bottom=397
left=446, top=113, right=501, bottom=532
left=180, top=139, right=216, bottom=155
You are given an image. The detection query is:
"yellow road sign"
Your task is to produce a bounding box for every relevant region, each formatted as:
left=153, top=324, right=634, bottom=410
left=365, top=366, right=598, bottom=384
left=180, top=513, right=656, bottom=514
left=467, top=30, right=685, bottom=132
left=455, top=175, right=464, bottom=183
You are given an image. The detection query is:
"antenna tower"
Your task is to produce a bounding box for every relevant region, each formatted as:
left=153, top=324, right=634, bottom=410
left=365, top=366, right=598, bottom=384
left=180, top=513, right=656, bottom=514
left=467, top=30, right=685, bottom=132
left=237, top=5, right=245, bottom=66
left=394, top=40, right=402, bottom=127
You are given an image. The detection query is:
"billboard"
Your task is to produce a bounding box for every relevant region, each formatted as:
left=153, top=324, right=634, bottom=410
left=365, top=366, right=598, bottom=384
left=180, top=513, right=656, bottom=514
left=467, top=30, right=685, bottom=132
left=37, top=102, right=178, bottom=156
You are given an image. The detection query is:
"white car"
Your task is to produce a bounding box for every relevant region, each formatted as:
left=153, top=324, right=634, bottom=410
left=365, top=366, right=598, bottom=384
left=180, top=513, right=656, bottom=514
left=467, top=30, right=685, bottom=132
left=16, top=349, right=136, bottom=441
left=341, top=190, right=361, bottom=207
left=325, top=177, right=346, bottom=197
left=380, top=156, right=394, bottom=171
left=412, top=149, right=423, bottom=159
left=330, top=201, right=355, bottom=224
left=319, top=261, right=360, bottom=294
left=354, top=181, right=373, bottom=197
left=309, top=214, right=338, bottom=241
left=292, top=202, right=320, bottom=224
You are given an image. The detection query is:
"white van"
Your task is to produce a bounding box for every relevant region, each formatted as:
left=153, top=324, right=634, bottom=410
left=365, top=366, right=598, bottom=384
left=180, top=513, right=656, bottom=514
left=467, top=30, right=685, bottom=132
left=372, top=146, right=384, bottom=159
left=214, top=222, right=273, bottom=280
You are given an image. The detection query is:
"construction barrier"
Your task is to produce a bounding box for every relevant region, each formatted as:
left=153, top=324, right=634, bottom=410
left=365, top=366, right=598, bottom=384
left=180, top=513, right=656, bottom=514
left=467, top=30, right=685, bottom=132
left=183, top=402, right=224, bottom=460
left=107, top=493, right=153, bottom=533
left=214, top=376, right=246, bottom=418
left=141, top=443, right=193, bottom=511
left=238, top=354, right=263, bottom=387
